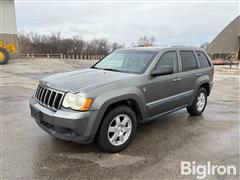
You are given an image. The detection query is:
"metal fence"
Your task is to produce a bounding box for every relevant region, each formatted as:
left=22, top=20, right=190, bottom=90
left=20, top=54, right=105, bottom=60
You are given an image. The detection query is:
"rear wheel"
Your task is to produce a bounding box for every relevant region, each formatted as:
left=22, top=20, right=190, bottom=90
left=0, top=48, right=10, bottom=65
left=96, top=106, right=137, bottom=153
left=187, top=87, right=207, bottom=116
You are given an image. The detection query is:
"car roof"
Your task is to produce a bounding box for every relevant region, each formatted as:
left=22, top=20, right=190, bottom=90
left=116, top=46, right=204, bottom=52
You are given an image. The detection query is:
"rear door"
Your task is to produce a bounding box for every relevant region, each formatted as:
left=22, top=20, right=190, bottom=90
left=176, top=50, right=200, bottom=106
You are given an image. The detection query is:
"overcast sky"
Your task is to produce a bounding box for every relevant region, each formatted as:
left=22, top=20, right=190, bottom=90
left=15, top=0, right=238, bottom=46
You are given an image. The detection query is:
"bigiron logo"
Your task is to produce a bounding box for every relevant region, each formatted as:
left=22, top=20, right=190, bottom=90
left=181, top=161, right=238, bottom=179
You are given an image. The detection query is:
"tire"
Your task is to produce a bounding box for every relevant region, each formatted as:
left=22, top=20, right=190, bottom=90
left=187, top=87, right=207, bottom=116
left=96, top=106, right=137, bottom=153
left=0, top=47, right=10, bottom=65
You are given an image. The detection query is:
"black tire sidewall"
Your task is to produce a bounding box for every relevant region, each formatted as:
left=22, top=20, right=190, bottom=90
left=0, top=48, right=10, bottom=65
left=96, top=106, right=137, bottom=153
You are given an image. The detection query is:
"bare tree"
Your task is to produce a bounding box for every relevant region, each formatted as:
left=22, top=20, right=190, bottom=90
left=137, top=36, right=156, bottom=47
left=85, top=38, right=110, bottom=55
left=18, top=32, right=112, bottom=55
left=200, top=42, right=209, bottom=50
left=111, top=42, right=124, bottom=51
left=150, top=36, right=156, bottom=46
left=18, top=32, right=159, bottom=56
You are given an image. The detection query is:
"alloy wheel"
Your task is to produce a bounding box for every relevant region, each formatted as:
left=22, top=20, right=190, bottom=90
left=107, top=114, right=132, bottom=146
left=197, top=92, right=206, bottom=111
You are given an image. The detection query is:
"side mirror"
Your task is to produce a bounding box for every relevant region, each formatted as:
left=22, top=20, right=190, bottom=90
left=151, top=66, right=173, bottom=76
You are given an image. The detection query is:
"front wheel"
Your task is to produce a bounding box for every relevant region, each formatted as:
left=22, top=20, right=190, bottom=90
left=96, top=106, right=137, bottom=153
left=187, top=88, right=207, bottom=116
left=0, top=47, right=10, bottom=65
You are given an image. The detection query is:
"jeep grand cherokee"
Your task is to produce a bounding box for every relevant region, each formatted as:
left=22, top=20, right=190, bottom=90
left=30, top=47, right=214, bottom=152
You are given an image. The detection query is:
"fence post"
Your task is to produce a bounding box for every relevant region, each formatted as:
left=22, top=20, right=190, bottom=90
left=76, top=54, right=79, bottom=59
left=47, top=54, right=49, bottom=59
left=31, top=54, right=34, bottom=58
left=60, top=54, right=63, bottom=59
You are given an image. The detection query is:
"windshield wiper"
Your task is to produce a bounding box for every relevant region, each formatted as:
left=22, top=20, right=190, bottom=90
left=91, top=66, right=101, bottom=69
left=101, top=68, right=123, bottom=72
left=92, top=67, right=128, bottom=73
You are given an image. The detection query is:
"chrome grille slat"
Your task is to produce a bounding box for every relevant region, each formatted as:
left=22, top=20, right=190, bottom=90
left=36, top=86, right=40, bottom=99
left=38, top=87, right=43, bottom=100
left=43, top=89, right=49, bottom=104
left=40, top=88, right=46, bottom=102
left=35, top=86, right=40, bottom=98
left=47, top=91, right=53, bottom=107
left=52, top=92, right=57, bottom=110
left=35, top=85, right=65, bottom=111
left=53, top=94, right=58, bottom=108
left=58, top=95, right=64, bottom=109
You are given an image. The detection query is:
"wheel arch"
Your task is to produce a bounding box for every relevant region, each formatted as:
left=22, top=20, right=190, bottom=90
left=0, top=47, right=10, bottom=65
left=91, top=95, right=147, bottom=139
left=195, top=75, right=212, bottom=96
left=199, top=82, right=210, bottom=96
left=101, top=98, right=143, bottom=122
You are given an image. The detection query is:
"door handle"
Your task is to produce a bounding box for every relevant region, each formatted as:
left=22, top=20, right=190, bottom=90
left=172, top=77, right=182, bottom=82
left=195, top=73, right=202, bottom=77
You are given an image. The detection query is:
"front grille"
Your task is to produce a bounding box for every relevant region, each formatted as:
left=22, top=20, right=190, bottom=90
left=35, top=85, right=65, bottom=111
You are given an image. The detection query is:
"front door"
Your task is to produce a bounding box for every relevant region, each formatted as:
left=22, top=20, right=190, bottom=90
left=145, top=51, right=182, bottom=119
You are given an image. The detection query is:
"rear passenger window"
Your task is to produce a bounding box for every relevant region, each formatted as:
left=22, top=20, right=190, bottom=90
left=180, top=51, right=198, bottom=71
left=156, top=51, right=178, bottom=72
left=196, top=51, right=211, bottom=68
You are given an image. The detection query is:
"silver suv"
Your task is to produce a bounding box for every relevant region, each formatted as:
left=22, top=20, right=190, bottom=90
left=30, top=47, right=214, bottom=152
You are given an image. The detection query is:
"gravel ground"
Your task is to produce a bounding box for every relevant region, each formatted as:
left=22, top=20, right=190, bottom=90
left=1, top=59, right=239, bottom=179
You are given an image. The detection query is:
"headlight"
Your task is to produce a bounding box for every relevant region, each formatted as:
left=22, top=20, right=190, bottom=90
left=62, top=92, right=92, bottom=111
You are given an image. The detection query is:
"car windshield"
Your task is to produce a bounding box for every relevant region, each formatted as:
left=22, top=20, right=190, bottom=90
left=92, top=50, right=157, bottom=74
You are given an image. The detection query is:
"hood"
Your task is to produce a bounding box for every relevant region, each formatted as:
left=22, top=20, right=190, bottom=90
left=41, top=68, right=136, bottom=92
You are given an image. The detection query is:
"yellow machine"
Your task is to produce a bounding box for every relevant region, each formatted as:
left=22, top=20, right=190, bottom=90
left=0, top=40, right=17, bottom=65
left=0, top=0, right=18, bottom=65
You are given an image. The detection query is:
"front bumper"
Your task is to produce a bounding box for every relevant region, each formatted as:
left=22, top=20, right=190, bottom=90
left=30, top=97, right=99, bottom=143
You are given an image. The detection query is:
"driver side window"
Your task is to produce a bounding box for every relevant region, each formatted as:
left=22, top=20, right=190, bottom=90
left=156, top=51, right=178, bottom=73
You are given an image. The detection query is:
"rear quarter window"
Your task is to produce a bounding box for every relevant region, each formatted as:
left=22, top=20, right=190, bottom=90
left=196, top=51, right=211, bottom=68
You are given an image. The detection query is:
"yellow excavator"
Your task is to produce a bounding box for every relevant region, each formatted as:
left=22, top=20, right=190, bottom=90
left=0, top=40, right=17, bottom=65
left=0, top=0, right=18, bottom=65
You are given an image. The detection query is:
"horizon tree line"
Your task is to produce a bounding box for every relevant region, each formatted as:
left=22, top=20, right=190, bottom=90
left=17, top=32, right=208, bottom=55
